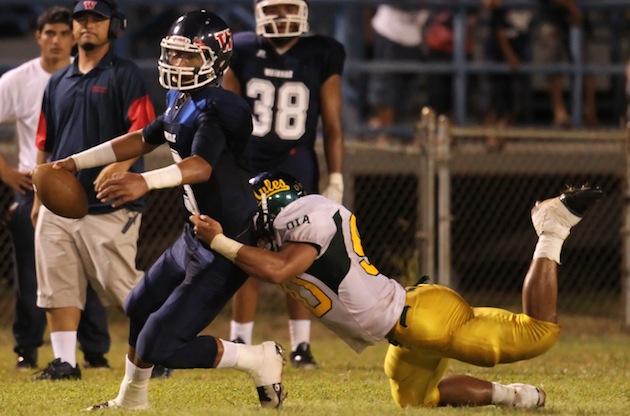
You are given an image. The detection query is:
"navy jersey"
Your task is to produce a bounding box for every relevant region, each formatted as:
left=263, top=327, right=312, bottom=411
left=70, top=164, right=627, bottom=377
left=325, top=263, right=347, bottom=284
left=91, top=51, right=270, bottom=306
left=37, top=49, right=155, bottom=214
left=142, top=86, right=256, bottom=239
left=229, top=32, right=345, bottom=167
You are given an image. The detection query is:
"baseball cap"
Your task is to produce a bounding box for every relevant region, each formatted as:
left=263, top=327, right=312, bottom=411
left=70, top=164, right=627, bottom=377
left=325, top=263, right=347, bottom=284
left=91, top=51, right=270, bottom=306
left=72, top=1, right=114, bottom=19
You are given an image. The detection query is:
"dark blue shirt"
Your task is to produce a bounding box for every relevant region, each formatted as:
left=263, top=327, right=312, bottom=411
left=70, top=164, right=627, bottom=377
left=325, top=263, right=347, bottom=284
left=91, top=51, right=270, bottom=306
left=38, top=49, right=155, bottom=214
left=228, top=32, right=345, bottom=168
left=142, top=86, right=256, bottom=240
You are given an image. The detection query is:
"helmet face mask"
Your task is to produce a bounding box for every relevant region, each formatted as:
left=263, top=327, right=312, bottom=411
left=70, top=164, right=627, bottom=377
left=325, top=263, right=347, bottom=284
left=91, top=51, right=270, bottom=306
left=254, top=0, right=309, bottom=39
left=159, top=36, right=217, bottom=91
left=159, top=10, right=233, bottom=91
left=250, top=172, right=306, bottom=250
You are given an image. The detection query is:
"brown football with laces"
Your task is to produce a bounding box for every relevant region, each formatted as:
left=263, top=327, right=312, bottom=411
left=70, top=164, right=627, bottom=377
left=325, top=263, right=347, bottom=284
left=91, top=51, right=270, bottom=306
left=32, top=162, right=88, bottom=219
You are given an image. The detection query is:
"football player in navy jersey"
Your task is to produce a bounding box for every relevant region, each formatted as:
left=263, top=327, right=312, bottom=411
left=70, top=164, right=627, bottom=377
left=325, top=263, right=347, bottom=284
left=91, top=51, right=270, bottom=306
left=191, top=172, right=603, bottom=409
left=53, top=11, right=286, bottom=410
left=222, top=0, right=345, bottom=367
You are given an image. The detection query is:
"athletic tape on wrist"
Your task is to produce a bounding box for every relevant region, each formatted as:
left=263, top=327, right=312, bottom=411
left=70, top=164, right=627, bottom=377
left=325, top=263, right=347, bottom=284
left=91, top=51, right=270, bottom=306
left=210, top=234, right=243, bottom=262
left=328, top=172, right=343, bottom=187
left=141, top=164, right=183, bottom=190
left=71, top=141, right=117, bottom=171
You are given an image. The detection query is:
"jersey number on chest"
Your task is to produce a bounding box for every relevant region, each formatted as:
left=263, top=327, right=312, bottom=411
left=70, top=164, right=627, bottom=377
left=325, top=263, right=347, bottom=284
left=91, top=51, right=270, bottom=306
left=246, top=78, right=310, bottom=140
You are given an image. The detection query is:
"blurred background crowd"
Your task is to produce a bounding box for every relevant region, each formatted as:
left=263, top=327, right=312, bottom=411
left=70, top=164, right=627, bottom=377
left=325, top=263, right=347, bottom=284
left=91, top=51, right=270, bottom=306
left=1, top=0, right=629, bottom=146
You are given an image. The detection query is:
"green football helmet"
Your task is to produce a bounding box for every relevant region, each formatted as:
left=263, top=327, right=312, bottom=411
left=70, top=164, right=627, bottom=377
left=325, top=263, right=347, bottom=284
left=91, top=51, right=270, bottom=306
left=249, top=171, right=306, bottom=249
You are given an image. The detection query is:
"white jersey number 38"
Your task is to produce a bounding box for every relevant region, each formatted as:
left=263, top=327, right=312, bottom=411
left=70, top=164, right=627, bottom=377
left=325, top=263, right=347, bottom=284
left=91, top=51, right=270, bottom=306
left=246, top=78, right=309, bottom=140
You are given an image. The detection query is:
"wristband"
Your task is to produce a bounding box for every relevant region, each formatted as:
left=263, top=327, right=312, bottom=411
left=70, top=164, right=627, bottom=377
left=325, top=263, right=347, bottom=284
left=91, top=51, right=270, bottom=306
left=71, top=141, right=117, bottom=171
left=141, top=164, right=183, bottom=190
left=210, top=234, right=243, bottom=262
left=328, top=172, right=343, bottom=188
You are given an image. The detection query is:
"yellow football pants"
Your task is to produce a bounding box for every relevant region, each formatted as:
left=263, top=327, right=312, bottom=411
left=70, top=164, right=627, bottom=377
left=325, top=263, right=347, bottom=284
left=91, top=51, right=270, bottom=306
left=384, top=284, right=560, bottom=408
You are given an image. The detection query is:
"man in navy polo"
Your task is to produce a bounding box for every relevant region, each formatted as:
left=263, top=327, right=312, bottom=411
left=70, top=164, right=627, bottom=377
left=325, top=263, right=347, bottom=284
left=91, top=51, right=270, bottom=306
left=32, top=0, right=155, bottom=380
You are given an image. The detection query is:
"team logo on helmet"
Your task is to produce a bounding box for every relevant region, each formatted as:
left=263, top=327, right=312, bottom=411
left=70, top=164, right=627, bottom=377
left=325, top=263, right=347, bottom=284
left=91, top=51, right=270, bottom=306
left=253, top=178, right=291, bottom=205
left=214, top=28, right=233, bottom=53
left=158, top=10, right=233, bottom=91
left=250, top=172, right=305, bottom=250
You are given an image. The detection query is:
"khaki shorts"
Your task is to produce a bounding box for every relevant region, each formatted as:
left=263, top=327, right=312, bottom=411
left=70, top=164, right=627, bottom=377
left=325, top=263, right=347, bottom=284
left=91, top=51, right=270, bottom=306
left=35, top=206, right=143, bottom=309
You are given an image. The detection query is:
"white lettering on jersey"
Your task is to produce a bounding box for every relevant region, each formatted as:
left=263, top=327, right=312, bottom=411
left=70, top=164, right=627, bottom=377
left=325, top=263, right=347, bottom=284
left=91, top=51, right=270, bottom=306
left=164, top=131, right=176, bottom=143
left=264, top=68, right=294, bottom=79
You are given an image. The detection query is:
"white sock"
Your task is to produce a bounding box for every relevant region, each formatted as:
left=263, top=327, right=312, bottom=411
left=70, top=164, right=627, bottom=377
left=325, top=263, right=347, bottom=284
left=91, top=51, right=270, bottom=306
left=216, top=339, right=238, bottom=369
left=113, top=355, right=152, bottom=409
left=232, top=343, right=268, bottom=386
left=288, top=319, right=310, bottom=351
left=533, top=234, right=564, bottom=264
left=491, top=382, right=516, bottom=406
left=233, top=344, right=260, bottom=371
left=230, top=320, right=254, bottom=345
left=50, top=331, right=77, bottom=367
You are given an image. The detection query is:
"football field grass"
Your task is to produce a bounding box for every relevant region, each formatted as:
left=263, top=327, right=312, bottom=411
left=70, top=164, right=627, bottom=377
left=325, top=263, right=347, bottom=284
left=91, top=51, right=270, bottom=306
left=0, top=309, right=628, bottom=415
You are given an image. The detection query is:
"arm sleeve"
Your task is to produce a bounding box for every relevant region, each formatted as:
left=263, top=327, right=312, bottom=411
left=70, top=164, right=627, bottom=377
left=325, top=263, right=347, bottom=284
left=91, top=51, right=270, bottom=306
left=141, top=115, right=166, bottom=145
left=190, top=113, right=226, bottom=167
left=280, top=208, right=335, bottom=254
left=118, top=64, right=156, bottom=132
left=128, top=95, right=156, bottom=132
left=36, top=84, right=54, bottom=152
left=321, top=38, right=346, bottom=80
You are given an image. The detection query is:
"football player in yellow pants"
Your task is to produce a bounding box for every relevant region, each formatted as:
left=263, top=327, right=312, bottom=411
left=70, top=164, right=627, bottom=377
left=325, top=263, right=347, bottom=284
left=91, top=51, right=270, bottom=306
left=191, top=172, right=603, bottom=408
left=385, top=277, right=559, bottom=407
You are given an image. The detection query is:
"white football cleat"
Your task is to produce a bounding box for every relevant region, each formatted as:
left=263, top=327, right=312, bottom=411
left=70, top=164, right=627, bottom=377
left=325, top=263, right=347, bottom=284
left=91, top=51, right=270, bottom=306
left=249, top=341, right=287, bottom=408
left=531, top=186, right=603, bottom=239
left=507, top=383, right=546, bottom=408
left=84, top=399, right=149, bottom=411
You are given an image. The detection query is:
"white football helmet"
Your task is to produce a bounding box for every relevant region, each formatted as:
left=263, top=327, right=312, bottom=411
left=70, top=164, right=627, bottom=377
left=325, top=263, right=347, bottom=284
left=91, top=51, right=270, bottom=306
left=254, top=0, right=309, bottom=38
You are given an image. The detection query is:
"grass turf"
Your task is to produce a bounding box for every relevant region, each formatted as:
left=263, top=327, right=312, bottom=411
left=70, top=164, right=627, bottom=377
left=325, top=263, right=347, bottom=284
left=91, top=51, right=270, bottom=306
left=0, top=309, right=628, bottom=415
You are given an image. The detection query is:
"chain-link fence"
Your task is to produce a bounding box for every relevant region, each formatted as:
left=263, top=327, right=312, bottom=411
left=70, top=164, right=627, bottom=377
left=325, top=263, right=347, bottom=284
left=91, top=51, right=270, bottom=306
left=332, top=113, right=628, bottom=325
left=1, top=119, right=628, bottom=327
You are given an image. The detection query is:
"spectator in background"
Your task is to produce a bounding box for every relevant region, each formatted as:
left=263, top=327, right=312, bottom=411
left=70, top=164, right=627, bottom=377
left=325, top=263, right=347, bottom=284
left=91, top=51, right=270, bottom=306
left=536, top=0, right=598, bottom=128
left=367, top=4, right=429, bottom=147
left=31, top=0, right=155, bottom=380
left=424, top=8, right=478, bottom=119
left=222, top=0, right=345, bottom=368
left=0, top=5, right=111, bottom=372
left=626, top=58, right=630, bottom=129
left=481, top=0, right=533, bottom=151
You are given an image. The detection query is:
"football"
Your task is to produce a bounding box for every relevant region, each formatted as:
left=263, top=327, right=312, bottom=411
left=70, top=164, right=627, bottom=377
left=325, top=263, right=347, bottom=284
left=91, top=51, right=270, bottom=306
left=32, top=163, right=88, bottom=219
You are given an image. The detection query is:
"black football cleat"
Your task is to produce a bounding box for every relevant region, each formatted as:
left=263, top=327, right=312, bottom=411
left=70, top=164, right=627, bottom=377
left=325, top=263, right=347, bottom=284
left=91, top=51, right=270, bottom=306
left=16, top=348, right=38, bottom=371
left=559, top=185, right=604, bottom=217
left=83, top=352, right=111, bottom=369
left=33, top=358, right=81, bottom=381
left=151, top=364, right=173, bottom=379
left=290, top=342, right=318, bottom=369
